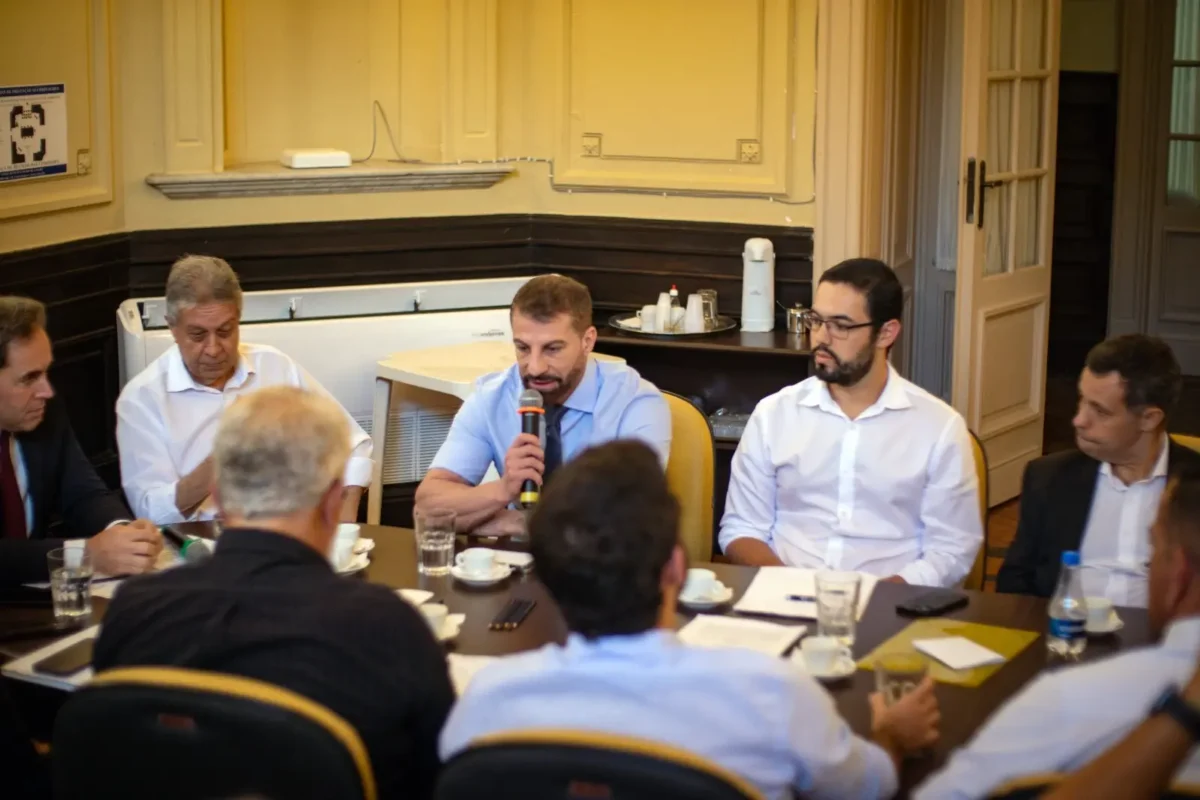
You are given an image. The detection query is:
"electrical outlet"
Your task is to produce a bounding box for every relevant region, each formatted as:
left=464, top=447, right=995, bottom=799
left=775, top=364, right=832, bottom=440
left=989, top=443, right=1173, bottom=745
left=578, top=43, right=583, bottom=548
left=76, top=149, right=91, bottom=175
left=737, top=140, right=761, bottom=164
left=581, top=134, right=602, bottom=157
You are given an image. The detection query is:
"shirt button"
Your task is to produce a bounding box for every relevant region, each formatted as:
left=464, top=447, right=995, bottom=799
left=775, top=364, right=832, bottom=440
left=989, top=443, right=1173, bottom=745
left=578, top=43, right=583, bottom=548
left=838, top=508, right=851, bottom=521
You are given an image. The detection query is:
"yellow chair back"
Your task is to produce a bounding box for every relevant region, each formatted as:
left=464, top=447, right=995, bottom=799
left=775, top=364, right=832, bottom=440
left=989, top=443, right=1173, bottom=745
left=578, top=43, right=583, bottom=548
left=1172, top=433, right=1200, bottom=453
left=964, top=430, right=989, bottom=591
left=663, top=392, right=715, bottom=563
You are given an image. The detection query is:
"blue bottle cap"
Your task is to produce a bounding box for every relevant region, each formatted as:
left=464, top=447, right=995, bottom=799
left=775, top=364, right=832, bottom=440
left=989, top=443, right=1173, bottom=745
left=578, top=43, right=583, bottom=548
left=1062, top=550, right=1081, bottom=567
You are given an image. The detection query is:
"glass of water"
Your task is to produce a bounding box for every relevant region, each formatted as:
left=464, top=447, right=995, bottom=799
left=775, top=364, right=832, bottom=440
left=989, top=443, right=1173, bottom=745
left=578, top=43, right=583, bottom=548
left=816, top=571, right=861, bottom=645
left=875, top=651, right=928, bottom=705
left=47, top=546, right=93, bottom=625
left=415, top=508, right=456, bottom=576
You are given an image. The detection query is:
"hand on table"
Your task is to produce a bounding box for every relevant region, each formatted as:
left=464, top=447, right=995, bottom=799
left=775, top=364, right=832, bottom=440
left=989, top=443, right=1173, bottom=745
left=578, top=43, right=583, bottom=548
left=502, top=433, right=544, bottom=502
left=870, top=675, right=940, bottom=756
left=87, top=519, right=163, bottom=576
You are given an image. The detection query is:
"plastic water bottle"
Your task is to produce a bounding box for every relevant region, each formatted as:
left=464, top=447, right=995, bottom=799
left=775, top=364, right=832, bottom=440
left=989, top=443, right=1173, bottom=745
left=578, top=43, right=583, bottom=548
left=1048, top=550, right=1088, bottom=660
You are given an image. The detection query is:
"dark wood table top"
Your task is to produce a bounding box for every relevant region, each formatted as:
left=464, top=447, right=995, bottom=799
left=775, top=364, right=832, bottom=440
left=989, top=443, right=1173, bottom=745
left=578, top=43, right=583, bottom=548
left=0, top=523, right=1152, bottom=795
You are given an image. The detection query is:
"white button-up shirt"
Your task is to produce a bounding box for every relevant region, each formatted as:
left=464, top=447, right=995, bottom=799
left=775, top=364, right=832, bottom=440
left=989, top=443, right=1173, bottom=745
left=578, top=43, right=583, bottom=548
left=916, top=616, right=1200, bottom=799
left=116, top=343, right=373, bottom=524
left=1078, top=438, right=1169, bottom=608
left=719, top=366, right=982, bottom=587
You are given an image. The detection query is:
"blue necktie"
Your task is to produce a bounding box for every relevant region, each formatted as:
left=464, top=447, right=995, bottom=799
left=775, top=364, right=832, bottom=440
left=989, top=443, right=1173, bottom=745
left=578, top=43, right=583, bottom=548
left=543, top=405, right=566, bottom=483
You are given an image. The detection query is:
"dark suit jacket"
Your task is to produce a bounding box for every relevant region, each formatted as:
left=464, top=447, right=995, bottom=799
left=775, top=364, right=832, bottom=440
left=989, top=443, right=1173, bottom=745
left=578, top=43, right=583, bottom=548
left=996, top=440, right=1200, bottom=598
left=0, top=397, right=131, bottom=587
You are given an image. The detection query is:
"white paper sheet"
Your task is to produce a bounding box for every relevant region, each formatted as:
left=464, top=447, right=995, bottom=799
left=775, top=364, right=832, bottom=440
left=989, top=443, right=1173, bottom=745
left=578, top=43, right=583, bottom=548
left=677, top=614, right=806, bottom=656
left=396, top=589, right=434, bottom=606
left=1, top=625, right=98, bottom=692
left=732, top=567, right=877, bottom=620
left=912, top=636, right=1005, bottom=670
left=493, top=551, right=533, bottom=569
left=447, top=653, right=498, bottom=695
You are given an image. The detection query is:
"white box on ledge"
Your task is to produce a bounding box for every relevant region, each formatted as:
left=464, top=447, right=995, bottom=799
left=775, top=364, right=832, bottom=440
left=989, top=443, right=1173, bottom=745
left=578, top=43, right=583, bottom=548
left=280, top=148, right=352, bottom=169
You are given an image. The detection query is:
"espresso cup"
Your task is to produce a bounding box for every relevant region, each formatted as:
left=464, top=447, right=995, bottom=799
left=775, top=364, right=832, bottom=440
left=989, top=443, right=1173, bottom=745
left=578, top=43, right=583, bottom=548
left=1086, top=596, right=1114, bottom=628
left=331, top=523, right=361, bottom=569
left=456, top=547, right=496, bottom=576
left=682, top=568, right=717, bottom=600
left=800, top=635, right=851, bottom=673
left=419, top=603, right=449, bottom=634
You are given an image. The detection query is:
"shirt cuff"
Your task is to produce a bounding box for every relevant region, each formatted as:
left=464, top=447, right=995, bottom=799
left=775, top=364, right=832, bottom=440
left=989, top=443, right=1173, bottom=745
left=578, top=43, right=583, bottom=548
left=104, top=520, right=130, bottom=530
left=343, top=456, right=374, bottom=488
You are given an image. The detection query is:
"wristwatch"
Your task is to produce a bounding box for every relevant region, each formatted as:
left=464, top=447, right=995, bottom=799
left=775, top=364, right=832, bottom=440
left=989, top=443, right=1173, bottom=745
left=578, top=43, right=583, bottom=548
left=1150, top=687, right=1200, bottom=740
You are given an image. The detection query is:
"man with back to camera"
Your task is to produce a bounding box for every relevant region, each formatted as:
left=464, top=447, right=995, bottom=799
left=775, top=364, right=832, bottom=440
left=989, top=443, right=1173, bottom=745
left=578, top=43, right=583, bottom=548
left=116, top=254, right=373, bottom=525
left=441, top=439, right=941, bottom=800
left=719, top=258, right=982, bottom=587
left=414, top=274, right=671, bottom=535
left=0, top=296, right=161, bottom=587
left=917, top=463, right=1200, bottom=798
left=997, top=334, right=1200, bottom=607
left=95, top=386, right=454, bottom=799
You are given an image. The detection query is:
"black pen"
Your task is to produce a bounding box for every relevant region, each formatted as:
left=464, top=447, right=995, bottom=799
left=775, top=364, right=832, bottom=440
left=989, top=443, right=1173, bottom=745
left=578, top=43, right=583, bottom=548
left=786, top=595, right=815, bottom=603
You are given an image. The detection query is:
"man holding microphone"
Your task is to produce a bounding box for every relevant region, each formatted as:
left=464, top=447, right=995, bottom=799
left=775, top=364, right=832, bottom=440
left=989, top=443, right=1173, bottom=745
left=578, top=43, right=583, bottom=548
left=414, top=275, right=671, bottom=536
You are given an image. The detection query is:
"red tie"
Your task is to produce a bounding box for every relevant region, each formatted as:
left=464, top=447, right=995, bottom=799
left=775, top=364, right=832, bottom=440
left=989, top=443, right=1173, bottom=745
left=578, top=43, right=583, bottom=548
left=0, top=432, right=27, bottom=539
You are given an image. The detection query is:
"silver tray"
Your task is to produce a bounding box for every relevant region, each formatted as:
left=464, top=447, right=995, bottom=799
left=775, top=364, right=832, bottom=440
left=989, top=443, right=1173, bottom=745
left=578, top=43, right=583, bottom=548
left=608, top=313, right=738, bottom=338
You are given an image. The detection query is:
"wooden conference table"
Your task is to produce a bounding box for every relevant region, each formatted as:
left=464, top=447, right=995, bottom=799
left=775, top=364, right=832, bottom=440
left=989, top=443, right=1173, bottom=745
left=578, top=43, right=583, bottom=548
left=1, top=524, right=1151, bottom=796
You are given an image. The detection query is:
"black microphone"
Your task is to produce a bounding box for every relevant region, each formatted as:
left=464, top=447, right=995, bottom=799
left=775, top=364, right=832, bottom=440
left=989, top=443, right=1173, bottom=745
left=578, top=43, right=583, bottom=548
left=517, top=388, right=544, bottom=509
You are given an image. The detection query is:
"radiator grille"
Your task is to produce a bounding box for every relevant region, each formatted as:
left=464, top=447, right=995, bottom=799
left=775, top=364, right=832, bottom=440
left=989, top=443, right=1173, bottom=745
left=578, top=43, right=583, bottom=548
left=354, top=406, right=457, bottom=484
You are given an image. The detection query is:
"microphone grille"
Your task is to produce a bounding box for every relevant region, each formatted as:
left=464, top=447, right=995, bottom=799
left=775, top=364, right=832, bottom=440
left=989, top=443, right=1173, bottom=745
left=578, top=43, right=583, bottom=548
left=518, top=388, right=543, bottom=408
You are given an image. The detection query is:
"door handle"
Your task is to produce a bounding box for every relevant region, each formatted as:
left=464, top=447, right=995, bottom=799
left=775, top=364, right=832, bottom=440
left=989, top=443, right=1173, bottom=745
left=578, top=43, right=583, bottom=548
left=964, top=158, right=976, bottom=224
left=977, top=161, right=1003, bottom=229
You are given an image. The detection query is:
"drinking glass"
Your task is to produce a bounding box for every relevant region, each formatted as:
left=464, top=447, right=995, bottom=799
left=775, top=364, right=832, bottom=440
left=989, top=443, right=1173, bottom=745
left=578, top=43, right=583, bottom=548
left=47, top=546, right=93, bottom=624
left=698, top=289, right=719, bottom=330
left=415, top=508, right=456, bottom=576
left=815, top=571, right=861, bottom=645
left=875, top=651, right=928, bottom=705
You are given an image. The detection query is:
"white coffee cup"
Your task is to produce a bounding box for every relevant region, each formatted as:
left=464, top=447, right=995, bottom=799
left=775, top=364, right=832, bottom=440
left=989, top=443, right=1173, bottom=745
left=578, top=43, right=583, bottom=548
left=330, top=523, right=361, bottom=569
left=800, top=635, right=851, bottom=674
left=637, top=305, right=658, bottom=332
left=682, top=568, right=718, bottom=600
left=455, top=547, right=496, bottom=576
left=1086, top=596, right=1115, bottom=629
left=419, top=603, right=449, bottom=634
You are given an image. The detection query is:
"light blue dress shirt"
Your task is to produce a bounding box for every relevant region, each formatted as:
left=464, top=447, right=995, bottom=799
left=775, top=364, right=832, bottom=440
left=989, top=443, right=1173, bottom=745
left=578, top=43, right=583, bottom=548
left=440, top=630, right=897, bottom=800
left=916, top=616, right=1200, bottom=799
left=428, top=357, right=671, bottom=485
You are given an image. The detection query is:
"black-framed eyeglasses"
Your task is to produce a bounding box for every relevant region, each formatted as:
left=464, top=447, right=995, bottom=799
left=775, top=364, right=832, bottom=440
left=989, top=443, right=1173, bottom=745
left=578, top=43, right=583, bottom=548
left=801, top=311, right=874, bottom=339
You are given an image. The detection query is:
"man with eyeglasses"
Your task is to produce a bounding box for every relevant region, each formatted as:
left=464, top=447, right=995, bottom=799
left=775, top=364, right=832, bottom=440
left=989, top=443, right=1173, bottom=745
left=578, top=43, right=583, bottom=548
left=719, top=258, right=982, bottom=587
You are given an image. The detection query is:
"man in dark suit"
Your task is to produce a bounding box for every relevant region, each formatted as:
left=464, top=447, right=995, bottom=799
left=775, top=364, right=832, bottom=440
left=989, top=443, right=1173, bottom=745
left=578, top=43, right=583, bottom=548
left=0, top=297, right=162, bottom=587
left=998, top=334, right=1200, bottom=605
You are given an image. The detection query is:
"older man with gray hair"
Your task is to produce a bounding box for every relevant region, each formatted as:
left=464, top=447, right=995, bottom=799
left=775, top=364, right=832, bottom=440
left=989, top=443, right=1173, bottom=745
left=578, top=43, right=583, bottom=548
left=95, top=386, right=454, bottom=799
left=116, top=254, right=372, bottom=524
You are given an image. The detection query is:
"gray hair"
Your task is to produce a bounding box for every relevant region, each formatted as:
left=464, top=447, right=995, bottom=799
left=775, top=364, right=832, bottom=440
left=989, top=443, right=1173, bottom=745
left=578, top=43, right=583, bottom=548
left=213, top=386, right=350, bottom=519
left=164, top=254, right=243, bottom=325
left=0, top=297, right=46, bottom=369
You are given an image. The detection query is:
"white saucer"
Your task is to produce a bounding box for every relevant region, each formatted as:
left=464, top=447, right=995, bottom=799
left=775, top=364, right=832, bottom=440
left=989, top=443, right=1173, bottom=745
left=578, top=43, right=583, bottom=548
left=353, top=538, right=375, bottom=555
left=450, top=563, right=513, bottom=587
left=337, top=552, right=370, bottom=575
left=792, top=652, right=857, bottom=681
left=436, top=614, right=466, bottom=643
left=679, top=584, right=734, bottom=610
left=1086, top=614, right=1125, bottom=636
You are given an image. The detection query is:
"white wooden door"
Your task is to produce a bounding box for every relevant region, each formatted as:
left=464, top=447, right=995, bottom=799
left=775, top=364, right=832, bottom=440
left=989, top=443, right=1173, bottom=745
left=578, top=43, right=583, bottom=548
left=951, top=0, right=1062, bottom=505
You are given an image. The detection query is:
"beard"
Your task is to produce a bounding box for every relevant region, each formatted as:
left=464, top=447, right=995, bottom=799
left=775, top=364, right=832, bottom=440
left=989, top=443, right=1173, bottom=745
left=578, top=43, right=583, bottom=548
left=811, top=339, right=876, bottom=387
left=522, top=358, right=587, bottom=405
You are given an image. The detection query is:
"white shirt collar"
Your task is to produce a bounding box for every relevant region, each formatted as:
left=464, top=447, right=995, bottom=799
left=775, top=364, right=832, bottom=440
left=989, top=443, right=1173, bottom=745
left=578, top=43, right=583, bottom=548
left=797, top=363, right=912, bottom=421
left=165, top=344, right=255, bottom=394
left=1099, top=433, right=1170, bottom=486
